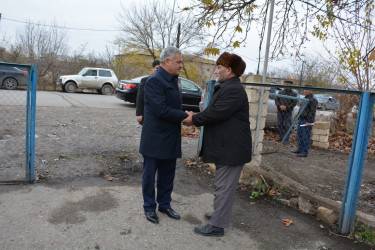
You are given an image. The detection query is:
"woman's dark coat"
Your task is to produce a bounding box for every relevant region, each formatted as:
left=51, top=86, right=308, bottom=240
left=192, top=77, right=252, bottom=165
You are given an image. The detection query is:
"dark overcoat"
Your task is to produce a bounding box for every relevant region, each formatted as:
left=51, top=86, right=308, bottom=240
left=139, top=66, right=188, bottom=159
left=136, top=75, right=149, bottom=117
left=192, top=77, right=252, bottom=165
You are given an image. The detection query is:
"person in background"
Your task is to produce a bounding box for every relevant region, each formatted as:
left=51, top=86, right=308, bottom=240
left=275, top=80, right=297, bottom=144
left=136, top=60, right=160, bottom=124
left=292, top=85, right=318, bottom=157
left=183, top=52, right=252, bottom=237
left=140, top=47, right=188, bottom=224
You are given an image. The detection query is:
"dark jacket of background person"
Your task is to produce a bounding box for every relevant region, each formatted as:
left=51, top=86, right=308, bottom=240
left=136, top=75, right=150, bottom=117
left=192, top=77, right=252, bottom=165
left=139, top=66, right=187, bottom=159
left=299, top=94, right=318, bottom=122
left=275, top=89, right=298, bottom=113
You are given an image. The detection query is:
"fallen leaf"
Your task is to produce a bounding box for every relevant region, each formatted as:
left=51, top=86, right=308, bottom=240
left=282, top=219, right=294, bottom=227
left=268, top=189, right=275, bottom=196
left=187, top=160, right=197, bottom=166
left=107, top=176, right=114, bottom=181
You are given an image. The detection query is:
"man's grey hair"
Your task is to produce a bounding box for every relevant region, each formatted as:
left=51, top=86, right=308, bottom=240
left=160, top=47, right=181, bottom=63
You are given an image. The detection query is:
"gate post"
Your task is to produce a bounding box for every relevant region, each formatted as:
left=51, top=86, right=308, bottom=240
left=25, top=65, right=37, bottom=182
left=339, top=91, right=375, bottom=234
left=196, top=80, right=215, bottom=159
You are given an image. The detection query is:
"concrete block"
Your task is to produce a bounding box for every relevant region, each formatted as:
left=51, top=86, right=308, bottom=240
left=312, top=128, right=329, bottom=135
left=250, top=118, right=257, bottom=130
left=313, top=141, right=329, bottom=149
left=314, top=122, right=330, bottom=130
left=320, top=135, right=329, bottom=143
left=250, top=105, right=259, bottom=117
left=250, top=91, right=260, bottom=103
left=317, top=206, right=339, bottom=225
left=312, top=134, right=320, bottom=141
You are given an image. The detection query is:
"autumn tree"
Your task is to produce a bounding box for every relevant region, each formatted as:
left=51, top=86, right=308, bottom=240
left=312, top=0, right=375, bottom=91
left=116, top=0, right=208, bottom=58
left=186, top=1, right=373, bottom=69
left=15, top=21, right=69, bottom=90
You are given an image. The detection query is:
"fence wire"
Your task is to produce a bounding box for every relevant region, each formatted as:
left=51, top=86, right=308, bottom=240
left=0, top=90, right=28, bottom=181
left=260, top=85, right=375, bottom=217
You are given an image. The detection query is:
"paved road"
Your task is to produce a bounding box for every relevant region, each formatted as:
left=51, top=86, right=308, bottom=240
left=0, top=89, right=132, bottom=109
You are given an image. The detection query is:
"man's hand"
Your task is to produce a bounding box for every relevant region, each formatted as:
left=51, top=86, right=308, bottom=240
left=137, top=115, right=143, bottom=124
left=182, top=111, right=194, bottom=126
left=280, top=105, right=287, bottom=111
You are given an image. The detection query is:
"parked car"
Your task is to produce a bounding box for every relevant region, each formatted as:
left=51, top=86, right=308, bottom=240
left=115, top=76, right=202, bottom=111
left=0, top=65, right=28, bottom=90
left=315, top=94, right=339, bottom=110
left=57, top=67, right=118, bottom=95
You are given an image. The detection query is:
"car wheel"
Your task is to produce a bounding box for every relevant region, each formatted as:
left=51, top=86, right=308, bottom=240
left=3, top=78, right=18, bottom=90
left=101, top=84, right=113, bottom=95
left=65, top=82, right=77, bottom=93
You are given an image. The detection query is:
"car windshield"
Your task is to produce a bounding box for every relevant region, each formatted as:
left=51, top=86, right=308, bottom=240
left=78, top=68, right=87, bottom=75
left=130, top=76, right=148, bottom=82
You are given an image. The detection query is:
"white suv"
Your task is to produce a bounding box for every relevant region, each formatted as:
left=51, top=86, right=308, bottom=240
left=57, top=67, right=118, bottom=95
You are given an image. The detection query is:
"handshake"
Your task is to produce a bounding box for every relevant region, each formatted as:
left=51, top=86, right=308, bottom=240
left=182, top=111, right=194, bottom=126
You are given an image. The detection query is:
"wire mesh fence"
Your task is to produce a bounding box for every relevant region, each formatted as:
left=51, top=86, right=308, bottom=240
left=0, top=89, right=29, bottom=181
left=258, top=84, right=375, bottom=218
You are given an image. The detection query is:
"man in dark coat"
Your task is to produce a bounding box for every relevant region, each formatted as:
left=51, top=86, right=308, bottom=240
left=183, top=52, right=252, bottom=237
left=139, top=47, right=188, bottom=224
left=136, top=60, right=160, bottom=124
left=292, top=85, right=318, bottom=157
left=275, top=80, right=298, bottom=143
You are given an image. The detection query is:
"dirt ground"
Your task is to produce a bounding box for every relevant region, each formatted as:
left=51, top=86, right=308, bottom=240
left=261, top=129, right=375, bottom=215
left=1, top=102, right=373, bottom=249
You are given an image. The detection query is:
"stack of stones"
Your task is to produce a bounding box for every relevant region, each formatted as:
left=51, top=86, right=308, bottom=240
left=312, top=122, right=330, bottom=149
left=240, top=85, right=269, bottom=180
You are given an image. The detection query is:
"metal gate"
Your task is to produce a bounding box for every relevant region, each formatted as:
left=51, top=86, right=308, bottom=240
left=0, top=62, right=37, bottom=183
left=199, top=81, right=375, bottom=234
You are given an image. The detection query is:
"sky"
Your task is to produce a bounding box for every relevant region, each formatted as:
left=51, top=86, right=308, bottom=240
left=0, top=0, right=328, bottom=75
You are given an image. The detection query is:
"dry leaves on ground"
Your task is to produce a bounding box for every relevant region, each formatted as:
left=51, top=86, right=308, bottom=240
left=181, top=126, right=201, bottom=138
left=282, top=219, right=294, bottom=227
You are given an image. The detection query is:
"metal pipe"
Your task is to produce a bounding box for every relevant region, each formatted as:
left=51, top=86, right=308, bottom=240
left=253, top=0, right=275, bottom=155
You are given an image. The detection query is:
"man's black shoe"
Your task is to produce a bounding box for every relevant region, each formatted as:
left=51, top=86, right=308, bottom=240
left=194, top=224, right=224, bottom=237
left=205, top=212, right=212, bottom=220
left=291, top=149, right=300, bottom=154
left=297, top=154, right=307, bottom=157
left=158, top=208, right=180, bottom=220
left=145, top=211, right=159, bottom=224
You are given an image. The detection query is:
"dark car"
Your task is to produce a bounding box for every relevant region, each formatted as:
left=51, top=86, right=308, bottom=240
left=315, top=94, right=340, bottom=111
left=115, top=76, right=202, bottom=111
left=0, top=65, right=28, bottom=90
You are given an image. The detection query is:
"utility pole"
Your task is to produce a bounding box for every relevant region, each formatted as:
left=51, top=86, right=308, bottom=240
left=299, top=60, right=305, bottom=86
left=253, top=0, right=275, bottom=155
left=168, top=0, right=176, bottom=47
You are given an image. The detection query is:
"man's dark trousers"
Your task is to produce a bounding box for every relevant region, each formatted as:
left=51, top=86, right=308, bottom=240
left=297, top=120, right=313, bottom=155
left=277, top=111, right=292, bottom=142
left=142, top=156, right=176, bottom=212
